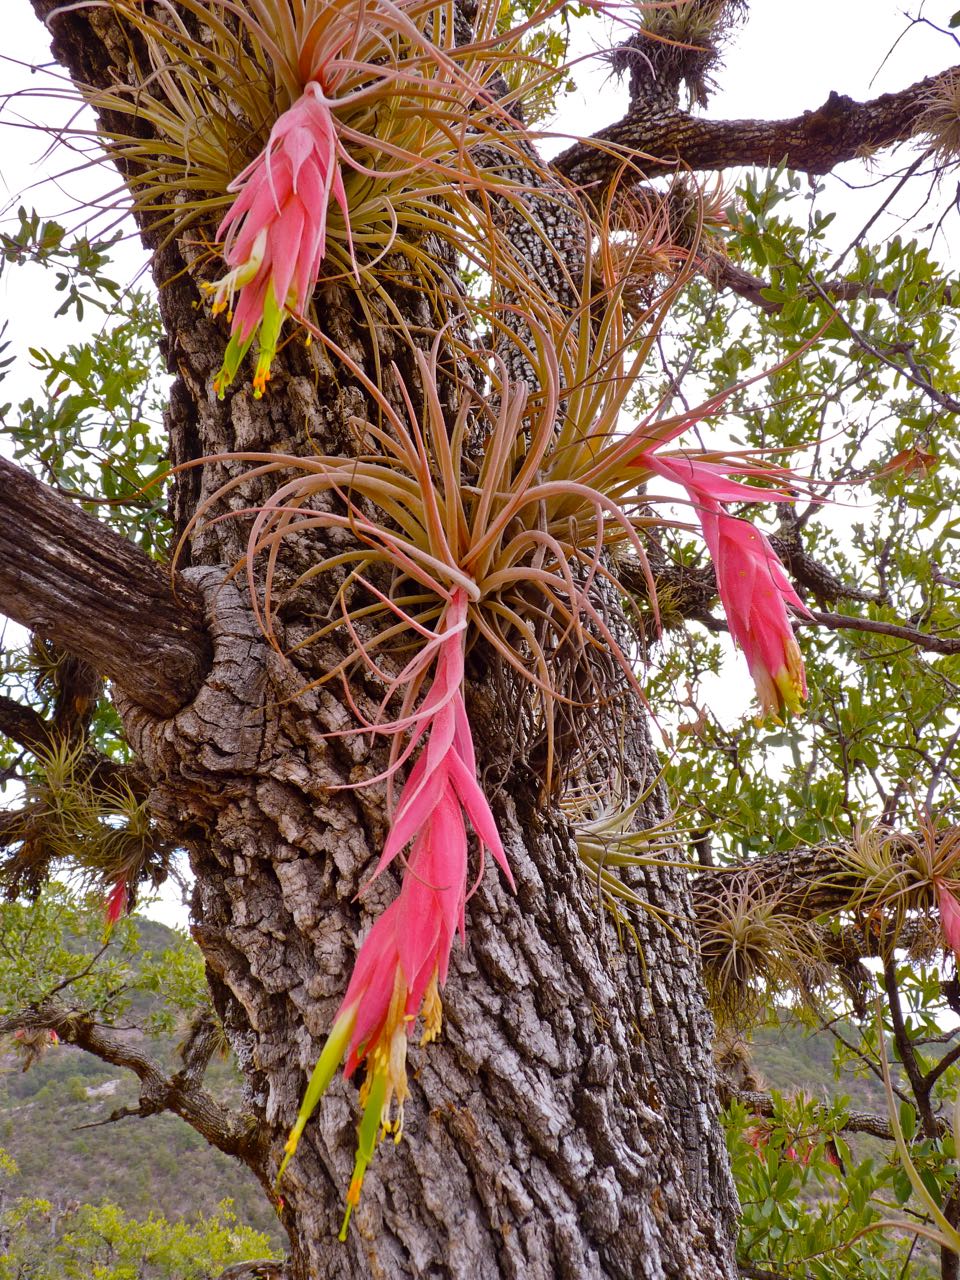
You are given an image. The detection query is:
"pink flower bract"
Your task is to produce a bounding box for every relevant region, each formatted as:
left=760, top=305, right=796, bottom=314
left=104, top=879, right=129, bottom=927
left=640, top=451, right=812, bottom=719
left=936, top=880, right=960, bottom=959
left=278, top=590, right=513, bottom=1235
left=208, top=82, right=351, bottom=399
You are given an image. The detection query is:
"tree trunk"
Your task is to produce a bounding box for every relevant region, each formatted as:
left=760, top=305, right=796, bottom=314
left=30, top=4, right=739, bottom=1276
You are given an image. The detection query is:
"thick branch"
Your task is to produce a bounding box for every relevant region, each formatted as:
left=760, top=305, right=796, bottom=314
left=0, top=458, right=212, bottom=717
left=625, top=530, right=878, bottom=630
left=691, top=830, right=938, bottom=926
left=883, top=956, right=939, bottom=1137
left=0, top=694, right=56, bottom=756
left=0, top=690, right=135, bottom=796
left=628, top=534, right=959, bottom=655
left=553, top=68, right=956, bottom=189
left=0, top=1003, right=260, bottom=1162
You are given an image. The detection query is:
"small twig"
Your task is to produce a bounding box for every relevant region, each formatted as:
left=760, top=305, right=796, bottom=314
left=829, top=151, right=929, bottom=275
left=74, top=1103, right=150, bottom=1131
left=802, top=267, right=960, bottom=414
left=822, top=1020, right=916, bottom=1111
left=923, top=1039, right=960, bottom=1094
left=44, top=943, right=110, bottom=998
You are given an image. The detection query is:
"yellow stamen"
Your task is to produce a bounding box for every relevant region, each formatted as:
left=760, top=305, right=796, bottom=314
left=253, top=364, right=271, bottom=399
left=420, top=972, right=443, bottom=1046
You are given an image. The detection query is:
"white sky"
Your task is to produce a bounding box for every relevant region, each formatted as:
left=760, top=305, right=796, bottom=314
left=1, top=0, right=958, bottom=926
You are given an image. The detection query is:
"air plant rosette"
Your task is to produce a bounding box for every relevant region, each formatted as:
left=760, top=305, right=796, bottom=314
left=46, top=0, right=587, bottom=398
left=2, top=732, right=158, bottom=914
left=697, top=873, right=817, bottom=1024
left=562, top=779, right=689, bottom=946
left=180, top=292, right=818, bottom=1222
left=828, top=818, right=960, bottom=960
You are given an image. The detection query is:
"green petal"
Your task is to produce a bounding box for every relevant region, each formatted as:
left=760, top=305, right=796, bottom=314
left=339, top=1069, right=387, bottom=1241
left=276, top=1009, right=355, bottom=1184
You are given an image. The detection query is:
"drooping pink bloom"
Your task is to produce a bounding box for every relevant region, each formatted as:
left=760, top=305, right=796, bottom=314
left=104, top=879, right=129, bottom=928
left=279, top=590, right=513, bottom=1234
left=207, top=82, right=351, bottom=399
left=639, top=452, right=812, bottom=719
left=935, top=880, right=960, bottom=959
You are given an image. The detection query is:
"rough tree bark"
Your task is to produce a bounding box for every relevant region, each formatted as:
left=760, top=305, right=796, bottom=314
left=17, top=2, right=743, bottom=1277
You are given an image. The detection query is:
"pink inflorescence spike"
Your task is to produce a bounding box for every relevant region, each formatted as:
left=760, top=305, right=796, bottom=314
left=278, top=590, right=513, bottom=1235
left=206, top=82, right=351, bottom=399
left=640, top=451, right=812, bottom=719
left=104, top=879, right=129, bottom=928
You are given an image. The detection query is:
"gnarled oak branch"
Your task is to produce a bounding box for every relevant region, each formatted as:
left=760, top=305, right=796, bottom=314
left=0, top=1002, right=260, bottom=1163
left=0, top=458, right=211, bottom=717
left=553, top=68, right=956, bottom=189
left=726, top=1087, right=944, bottom=1141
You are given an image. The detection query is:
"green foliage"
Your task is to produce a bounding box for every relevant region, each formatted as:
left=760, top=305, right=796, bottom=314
left=135, top=939, right=209, bottom=1036
left=0, top=884, right=205, bottom=1028
left=0, top=1198, right=277, bottom=1280
left=647, top=166, right=960, bottom=849
left=0, top=207, right=122, bottom=321
left=0, top=209, right=170, bottom=553
left=0, top=897, right=277, bottom=1241
left=726, top=1093, right=911, bottom=1279
left=727, top=959, right=960, bottom=1276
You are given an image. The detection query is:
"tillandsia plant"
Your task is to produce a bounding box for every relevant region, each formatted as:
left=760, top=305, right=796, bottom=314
left=696, top=872, right=818, bottom=1024
left=561, top=778, right=689, bottom=943
left=42, top=0, right=586, bottom=397
left=177, top=272, right=819, bottom=1219
left=826, top=815, right=960, bottom=957
left=1, top=733, right=161, bottom=918
left=693, top=817, right=960, bottom=1032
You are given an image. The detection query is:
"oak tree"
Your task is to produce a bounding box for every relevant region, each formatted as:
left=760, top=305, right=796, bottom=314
left=3, top=3, right=960, bottom=1278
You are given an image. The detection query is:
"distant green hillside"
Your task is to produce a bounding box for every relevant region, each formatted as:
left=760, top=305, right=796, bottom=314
left=0, top=916, right=281, bottom=1246
left=751, top=1017, right=886, bottom=1107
